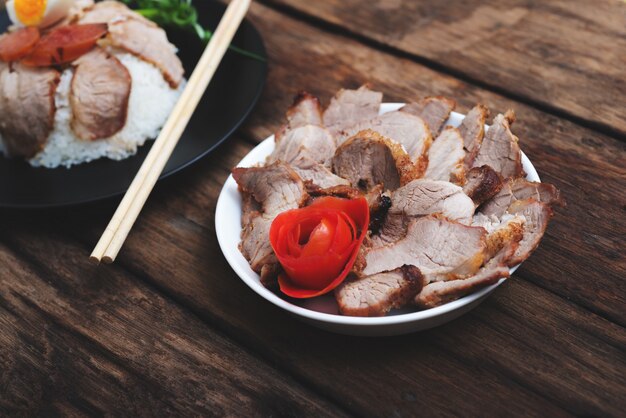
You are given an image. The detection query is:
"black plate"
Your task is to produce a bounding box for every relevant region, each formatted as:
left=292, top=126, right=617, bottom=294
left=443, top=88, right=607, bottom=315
left=0, top=1, right=266, bottom=208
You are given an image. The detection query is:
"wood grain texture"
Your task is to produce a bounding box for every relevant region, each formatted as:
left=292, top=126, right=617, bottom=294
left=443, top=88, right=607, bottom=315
left=263, top=0, right=626, bottom=136
left=0, top=221, right=347, bottom=417
left=0, top=1, right=625, bottom=416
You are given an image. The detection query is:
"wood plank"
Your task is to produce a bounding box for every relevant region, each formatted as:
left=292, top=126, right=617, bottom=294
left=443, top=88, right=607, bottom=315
left=262, top=0, right=626, bottom=136
left=237, top=2, right=626, bottom=324
left=0, top=235, right=348, bottom=416
left=0, top=2, right=624, bottom=416
left=2, top=135, right=624, bottom=416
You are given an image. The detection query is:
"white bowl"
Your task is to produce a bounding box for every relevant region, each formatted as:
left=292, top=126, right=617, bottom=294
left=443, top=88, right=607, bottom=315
left=215, top=103, right=540, bottom=336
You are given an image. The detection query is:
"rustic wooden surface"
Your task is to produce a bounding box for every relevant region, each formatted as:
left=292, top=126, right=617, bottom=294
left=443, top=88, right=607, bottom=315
left=1, top=1, right=625, bottom=416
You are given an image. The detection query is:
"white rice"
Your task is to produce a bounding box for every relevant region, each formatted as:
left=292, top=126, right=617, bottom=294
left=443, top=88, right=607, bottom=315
left=0, top=52, right=184, bottom=168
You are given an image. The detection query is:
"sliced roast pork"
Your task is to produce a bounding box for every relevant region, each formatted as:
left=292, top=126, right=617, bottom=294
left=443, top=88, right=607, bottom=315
left=388, top=179, right=475, bottom=225
left=54, top=0, right=96, bottom=25
left=79, top=1, right=183, bottom=87
left=233, top=162, right=308, bottom=278
left=480, top=177, right=563, bottom=218
left=0, top=63, right=59, bottom=158
left=462, top=165, right=503, bottom=206
left=107, top=19, right=184, bottom=88
left=232, top=161, right=307, bottom=216
left=415, top=243, right=516, bottom=309
left=286, top=91, right=323, bottom=128
left=483, top=215, right=525, bottom=260
left=291, top=155, right=350, bottom=189
left=78, top=0, right=156, bottom=26
left=275, top=91, right=323, bottom=142
left=70, top=47, right=131, bottom=140
left=239, top=214, right=276, bottom=277
left=332, top=129, right=419, bottom=191
left=364, top=216, right=487, bottom=282
left=472, top=111, right=524, bottom=179
left=306, top=183, right=363, bottom=200
left=269, top=125, right=336, bottom=167
left=372, top=213, right=406, bottom=246
left=373, top=179, right=475, bottom=245
left=323, top=85, right=382, bottom=132
left=269, top=123, right=344, bottom=189
left=506, top=199, right=553, bottom=266
left=424, top=127, right=466, bottom=184
left=336, top=111, right=432, bottom=174
left=459, top=104, right=489, bottom=169
left=401, top=96, right=456, bottom=136
left=335, top=265, right=424, bottom=317
left=241, top=192, right=261, bottom=226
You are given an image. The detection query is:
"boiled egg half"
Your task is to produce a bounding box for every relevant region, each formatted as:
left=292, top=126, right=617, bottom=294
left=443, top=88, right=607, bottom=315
left=6, top=0, right=75, bottom=28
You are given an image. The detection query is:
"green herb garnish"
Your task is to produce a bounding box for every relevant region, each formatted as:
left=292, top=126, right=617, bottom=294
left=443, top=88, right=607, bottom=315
left=121, top=0, right=265, bottom=62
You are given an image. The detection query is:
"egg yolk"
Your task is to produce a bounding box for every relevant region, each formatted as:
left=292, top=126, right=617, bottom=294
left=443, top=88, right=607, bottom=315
left=14, top=0, right=47, bottom=26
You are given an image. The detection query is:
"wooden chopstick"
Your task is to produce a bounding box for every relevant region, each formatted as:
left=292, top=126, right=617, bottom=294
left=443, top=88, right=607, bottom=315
left=90, top=0, right=252, bottom=264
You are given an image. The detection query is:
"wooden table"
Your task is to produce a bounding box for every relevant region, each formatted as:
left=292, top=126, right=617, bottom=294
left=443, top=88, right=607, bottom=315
left=2, top=1, right=625, bottom=416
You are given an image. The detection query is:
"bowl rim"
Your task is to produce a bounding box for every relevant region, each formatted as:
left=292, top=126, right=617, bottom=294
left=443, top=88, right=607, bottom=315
left=216, top=104, right=540, bottom=327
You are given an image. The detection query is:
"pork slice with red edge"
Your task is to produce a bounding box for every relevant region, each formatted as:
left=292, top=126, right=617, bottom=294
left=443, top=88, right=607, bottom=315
left=78, top=1, right=183, bottom=87
left=107, top=18, right=184, bottom=88
left=0, top=63, right=59, bottom=158
left=70, top=47, right=131, bottom=140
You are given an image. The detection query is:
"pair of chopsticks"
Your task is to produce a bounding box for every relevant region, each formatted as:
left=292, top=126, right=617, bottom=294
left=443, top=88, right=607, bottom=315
left=90, top=0, right=252, bottom=264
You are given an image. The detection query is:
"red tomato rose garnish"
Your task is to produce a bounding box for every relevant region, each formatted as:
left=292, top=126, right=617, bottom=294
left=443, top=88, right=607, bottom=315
left=269, top=196, right=370, bottom=298
left=0, top=27, right=40, bottom=62
left=21, top=23, right=108, bottom=67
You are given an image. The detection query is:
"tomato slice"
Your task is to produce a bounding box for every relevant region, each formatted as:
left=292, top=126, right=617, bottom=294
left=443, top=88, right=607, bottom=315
left=300, top=216, right=336, bottom=258
left=270, top=197, right=370, bottom=298
left=0, top=27, right=40, bottom=62
left=21, top=23, right=108, bottom=67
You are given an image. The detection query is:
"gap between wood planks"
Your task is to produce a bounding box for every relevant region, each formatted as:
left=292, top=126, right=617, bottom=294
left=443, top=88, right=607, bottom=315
left=0, top=206, right=358, bottom=416
left=256, top=0, right=626, bottom=143
left=0, top=189, right=589, bottom=416
left=425, top=328, right=577, bottom=415
left=0, top=233, right=356, bottom=417
left=72, top=240, right=579, bottom=416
